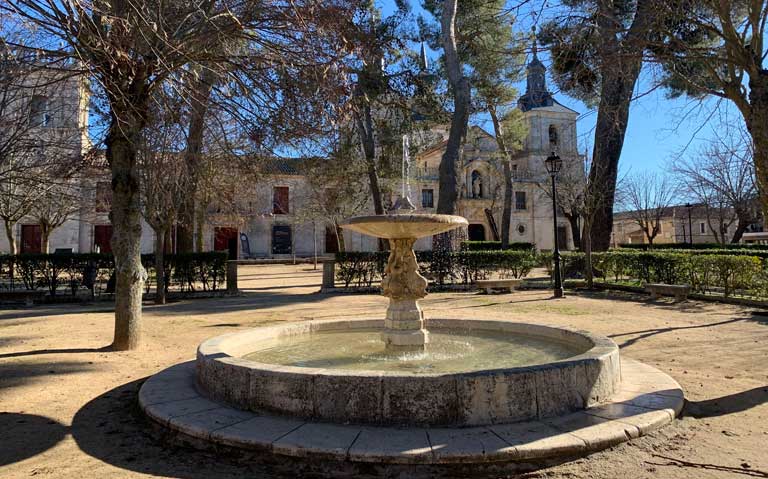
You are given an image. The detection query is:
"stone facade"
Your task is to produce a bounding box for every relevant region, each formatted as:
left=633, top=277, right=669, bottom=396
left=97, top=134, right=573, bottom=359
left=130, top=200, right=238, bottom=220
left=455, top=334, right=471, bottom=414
left=1, top=47, right=583, bottom=257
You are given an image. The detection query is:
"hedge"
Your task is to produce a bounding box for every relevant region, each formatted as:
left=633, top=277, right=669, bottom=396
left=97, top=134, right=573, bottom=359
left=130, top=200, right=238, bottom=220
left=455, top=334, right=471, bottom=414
left=619, top=243, right=768, bottom=251
left=460, top=241, right=535, bottom=252
left=0, top=252, right=228, bottom=296
left=334, top=250, right=537, bottom=288
left=543, top=250, right=765, bottom=298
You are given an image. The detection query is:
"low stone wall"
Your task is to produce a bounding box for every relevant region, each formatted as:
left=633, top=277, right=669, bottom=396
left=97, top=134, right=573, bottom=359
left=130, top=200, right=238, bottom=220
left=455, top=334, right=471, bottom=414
left=196, top=319, right=621, bottom=427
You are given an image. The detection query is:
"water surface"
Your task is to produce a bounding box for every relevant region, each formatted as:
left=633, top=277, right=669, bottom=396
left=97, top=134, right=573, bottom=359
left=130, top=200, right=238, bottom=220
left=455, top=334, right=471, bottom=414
left=242, top=328, right=583, bottom=374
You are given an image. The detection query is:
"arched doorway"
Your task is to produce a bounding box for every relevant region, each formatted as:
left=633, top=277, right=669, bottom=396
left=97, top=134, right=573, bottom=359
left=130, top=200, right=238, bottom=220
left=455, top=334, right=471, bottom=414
left=468, top=224, right=486, bottom=241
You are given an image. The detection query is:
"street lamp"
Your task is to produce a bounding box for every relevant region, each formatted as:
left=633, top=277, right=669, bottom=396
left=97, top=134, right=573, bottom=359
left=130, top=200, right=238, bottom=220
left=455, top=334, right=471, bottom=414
left=685, top=203, right=693, bottom=245
left=544, top=152, right=564, bottom=298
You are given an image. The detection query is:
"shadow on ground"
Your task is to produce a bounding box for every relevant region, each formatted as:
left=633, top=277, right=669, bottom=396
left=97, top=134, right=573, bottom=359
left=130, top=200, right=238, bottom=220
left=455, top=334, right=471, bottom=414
left=684, top=386, right=768, bottom=418
left=71, top=378, right=268, bottom=479
left=0, top=412, right=68, bottom=466
left=608, top=317, right=751, bottom=349
left=0, top=360, right=98, bottom=391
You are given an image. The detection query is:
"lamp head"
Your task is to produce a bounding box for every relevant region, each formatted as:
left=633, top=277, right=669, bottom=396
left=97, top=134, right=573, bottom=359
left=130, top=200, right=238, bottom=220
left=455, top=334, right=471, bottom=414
left=544, top=152, right=562, bottom=176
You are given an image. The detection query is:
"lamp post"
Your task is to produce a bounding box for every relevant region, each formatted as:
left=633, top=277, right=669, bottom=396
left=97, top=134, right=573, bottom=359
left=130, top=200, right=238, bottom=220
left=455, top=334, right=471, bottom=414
left=685, top=203, right=693, bottom=245
left=545, top=152, right=564, bottom=298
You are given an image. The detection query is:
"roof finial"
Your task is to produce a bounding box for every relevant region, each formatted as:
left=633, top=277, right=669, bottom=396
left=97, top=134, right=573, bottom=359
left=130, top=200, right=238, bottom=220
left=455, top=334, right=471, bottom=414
left=531, top=25, right=538, bottom=59
left=419, top=41, right=429, bottom=71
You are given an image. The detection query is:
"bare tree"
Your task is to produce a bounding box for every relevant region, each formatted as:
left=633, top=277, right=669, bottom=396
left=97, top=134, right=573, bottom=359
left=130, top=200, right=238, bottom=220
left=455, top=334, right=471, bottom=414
left=297, top=156, right=371, bottom=252
left=3, top=0, right=357, bottom=350
left=672, top=126, right=759, bottom=243
left=621, top=171, right=677, bottom=246
left=538, top=157, right=588, bottom=250
left=0, top=39, right=84, bottom=252
left=30, top=181, right=80, bottom=253
left=138, top=94, right=189, bottom=305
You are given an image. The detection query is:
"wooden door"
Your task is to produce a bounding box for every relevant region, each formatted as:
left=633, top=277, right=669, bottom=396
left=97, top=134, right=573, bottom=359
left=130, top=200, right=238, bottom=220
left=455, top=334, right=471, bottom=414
left=272, top=225, right=292, bottom=254
left=93, top=225, right=113, bottom=253
left=214, top=227, right=239, bottom=259
left=324, top=226, right=339, bottom=254
left=20, top=225, right=42, bottom=253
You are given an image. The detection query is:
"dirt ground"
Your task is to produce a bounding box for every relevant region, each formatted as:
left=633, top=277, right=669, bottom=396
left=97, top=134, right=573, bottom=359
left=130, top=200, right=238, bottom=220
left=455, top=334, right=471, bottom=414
left=0, top=263, right=767, bottom=479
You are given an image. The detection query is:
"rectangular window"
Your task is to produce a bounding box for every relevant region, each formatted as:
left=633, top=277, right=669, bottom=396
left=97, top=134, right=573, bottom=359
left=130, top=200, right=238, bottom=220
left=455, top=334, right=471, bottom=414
left=700, top=222, right=706, bottom=234
left=95, top=181, right=111, bottom=213
left=421, top=189, right=434, bottom=208
left=30, top=95, right=51, bottom=127
left=515, top=191, right=527, bottom=210
left=273, top=186, right=289, bottom=214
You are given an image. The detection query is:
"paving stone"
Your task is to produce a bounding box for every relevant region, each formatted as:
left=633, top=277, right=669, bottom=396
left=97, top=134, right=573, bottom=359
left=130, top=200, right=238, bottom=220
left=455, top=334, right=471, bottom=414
left=272, top=422, right=361, bottom=459
left=348, top=427, right=432, bottom=464
left=144, top=396, right=222, bottom=425
left=585, top=403, right=674, bottom=434
left=489, top=421, right=586, bottom=460
left=615, top=392, right=684, bottom=415
left=167, top=406, right=254, bottom=438
left=543, top=411, right=640, bottom=450
left=212, top=415, right=306, bottom=450
left=139, top=373, right=199, bottom=406
left=427, top=427, right=512, bottom=463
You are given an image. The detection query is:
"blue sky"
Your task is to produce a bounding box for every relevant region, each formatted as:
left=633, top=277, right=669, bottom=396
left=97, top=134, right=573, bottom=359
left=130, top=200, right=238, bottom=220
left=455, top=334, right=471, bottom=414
left=379, top=0, right=733, bottom=177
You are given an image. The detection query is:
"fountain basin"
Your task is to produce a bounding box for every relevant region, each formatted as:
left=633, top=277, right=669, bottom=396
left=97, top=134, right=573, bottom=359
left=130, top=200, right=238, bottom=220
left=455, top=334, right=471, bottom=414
left=341, top=214, right=468, bottom=239
left=196, top=319, right=621, bottom=427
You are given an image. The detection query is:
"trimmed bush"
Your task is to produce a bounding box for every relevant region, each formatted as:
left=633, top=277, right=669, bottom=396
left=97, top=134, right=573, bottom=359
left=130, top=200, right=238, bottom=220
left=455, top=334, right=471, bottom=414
left=334, top=250, right=537, bottom=287
left=0, top=252, right=228, bottom=296
left=460, top=241, right=535, bottom=252
left=619, top=243, right=768, bottom=252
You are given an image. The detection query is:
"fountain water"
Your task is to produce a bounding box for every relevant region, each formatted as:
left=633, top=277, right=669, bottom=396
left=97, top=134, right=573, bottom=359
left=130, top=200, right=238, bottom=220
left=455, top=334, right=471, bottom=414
left=341, top=134, right=467, bottom=350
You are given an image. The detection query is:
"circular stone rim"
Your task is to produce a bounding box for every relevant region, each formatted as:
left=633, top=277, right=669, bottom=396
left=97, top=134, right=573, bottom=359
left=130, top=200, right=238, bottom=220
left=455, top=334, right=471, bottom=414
left=196, top=319, right=621, bottom=427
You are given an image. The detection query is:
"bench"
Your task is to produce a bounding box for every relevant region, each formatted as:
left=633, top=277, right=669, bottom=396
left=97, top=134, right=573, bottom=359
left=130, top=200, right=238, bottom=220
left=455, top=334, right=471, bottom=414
left=0, top=290, right=47, bottom=306
left=476, top=279, right=522, bottom=294
left=644, top=283, right=691, bottom=301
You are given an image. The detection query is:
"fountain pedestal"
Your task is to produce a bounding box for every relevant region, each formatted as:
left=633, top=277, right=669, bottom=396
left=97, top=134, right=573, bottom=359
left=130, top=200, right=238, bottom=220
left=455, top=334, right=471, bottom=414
left=340, top=213, right=468, bottom=351
left=381, top=238, right=429, bottom=350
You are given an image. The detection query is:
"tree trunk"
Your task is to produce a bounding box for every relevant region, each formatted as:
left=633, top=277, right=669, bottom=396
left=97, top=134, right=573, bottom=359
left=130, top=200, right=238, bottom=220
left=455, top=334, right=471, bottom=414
left=355, top=106, right=384, bottom=216
left=566, top=213, right=581, bottom=250
left=748, top=72, right=768, bottom=222
left=195, top=204, right=206, bottom=252
left=730, top=218, right=749, bottom=243
left=437, top=0, right=470, bottom=217
left=586, top=64, right=642, bottom=251
left=41, top=226, right=50, bottom=254
left=154, top=227, right=167, bottom=305
left=335, top=223, right=346, bottom=252
left=583, top=215, right=594, bottom=288
left=107, top=117, right=147, bottom=351
left=4, top=220, right=16, bottom=254
left=178, top=68, right=216, bottom=253
left=488, top=104, right=513, bottom=248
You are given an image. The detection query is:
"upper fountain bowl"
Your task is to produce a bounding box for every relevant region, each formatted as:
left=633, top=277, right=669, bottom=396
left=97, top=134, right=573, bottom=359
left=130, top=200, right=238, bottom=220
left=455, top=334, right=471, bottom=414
left=341, top=214, right=468, bottom=240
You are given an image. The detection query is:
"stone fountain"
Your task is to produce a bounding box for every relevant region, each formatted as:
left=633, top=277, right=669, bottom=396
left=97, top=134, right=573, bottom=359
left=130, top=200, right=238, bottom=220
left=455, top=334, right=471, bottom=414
left=340, top=134, right=468, bottom=350
left=138, top=136, right=683, bottom=476
left=342, top=213, right=467, bottom=350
